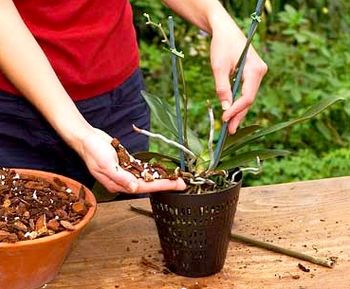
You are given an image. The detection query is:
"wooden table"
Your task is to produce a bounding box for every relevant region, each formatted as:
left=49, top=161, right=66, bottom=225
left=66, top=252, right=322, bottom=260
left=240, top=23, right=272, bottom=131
left=47, top=177, right=350, bottom=289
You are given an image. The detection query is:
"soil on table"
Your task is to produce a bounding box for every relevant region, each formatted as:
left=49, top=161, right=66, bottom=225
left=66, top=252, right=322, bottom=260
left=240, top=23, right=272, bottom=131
left=0, top=168, right=91, bottom=243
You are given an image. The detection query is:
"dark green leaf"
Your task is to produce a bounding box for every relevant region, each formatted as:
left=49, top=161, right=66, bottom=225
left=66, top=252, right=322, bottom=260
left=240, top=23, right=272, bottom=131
left=186, top=130, right=203, bottom=156
left=92, top=182, right=116, bottom=202
left=132, top=151, right=180, bottom=164
left=142, top=90, right=203, bottom=155
left=142, top=90, right=178, bottom=136
left=223, top=125, right=262, bottom=151
left=222, top=96, right=344, bottom=158
left=217, top=149, right=290, bottom=170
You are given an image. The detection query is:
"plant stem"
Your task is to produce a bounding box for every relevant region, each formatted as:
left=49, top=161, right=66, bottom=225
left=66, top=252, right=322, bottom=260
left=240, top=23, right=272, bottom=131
left=129, top=205, right=154, bottom=218
left=178, top=59, right=189, bottom=160
left=210, top=0, right=266, bottom=170
left=168, top=16, right=185, bottom=170
left=207, top=101, right=215, bottom=169
left=129, top=205, right=335, bottom=269
left=143, top=13, right=169, bottom=44
left=133, top=124, right=196, bottom=159
left=231, top=233, right=334, bottom=268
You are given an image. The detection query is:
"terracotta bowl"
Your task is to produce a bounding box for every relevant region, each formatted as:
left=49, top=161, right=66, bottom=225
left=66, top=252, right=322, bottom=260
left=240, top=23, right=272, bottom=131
left=0, top=169, right=97, bottom=289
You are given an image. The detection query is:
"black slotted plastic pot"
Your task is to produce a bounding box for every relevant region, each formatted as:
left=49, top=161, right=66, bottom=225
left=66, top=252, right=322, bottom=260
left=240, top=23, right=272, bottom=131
left=149, top=171, right=242, bottom=277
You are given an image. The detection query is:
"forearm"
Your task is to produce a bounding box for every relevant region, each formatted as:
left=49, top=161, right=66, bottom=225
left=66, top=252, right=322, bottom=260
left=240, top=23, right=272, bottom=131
left=162, top=0, right=245, bottom=37
left=0, top=0, right=91, bottom=154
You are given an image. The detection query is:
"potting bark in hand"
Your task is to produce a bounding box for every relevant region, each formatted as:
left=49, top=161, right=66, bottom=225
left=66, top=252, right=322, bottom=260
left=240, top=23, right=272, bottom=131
left=111, top=138, right=179, bottom=182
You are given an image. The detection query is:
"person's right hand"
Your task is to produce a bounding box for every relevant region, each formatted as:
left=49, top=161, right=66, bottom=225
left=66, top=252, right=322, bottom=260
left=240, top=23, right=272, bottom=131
left=210, top=19, right=268, bottom=134
left=76, top=128, right=186, bottom=193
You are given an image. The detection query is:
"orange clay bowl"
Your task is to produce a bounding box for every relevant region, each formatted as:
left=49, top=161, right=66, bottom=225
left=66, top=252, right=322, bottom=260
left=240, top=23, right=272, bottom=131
left=0, top=169, right=97, bottom=289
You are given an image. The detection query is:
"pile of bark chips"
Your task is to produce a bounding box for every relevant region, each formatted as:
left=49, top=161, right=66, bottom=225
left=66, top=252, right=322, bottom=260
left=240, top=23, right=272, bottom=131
left=0, top=168, right=91, bottom=243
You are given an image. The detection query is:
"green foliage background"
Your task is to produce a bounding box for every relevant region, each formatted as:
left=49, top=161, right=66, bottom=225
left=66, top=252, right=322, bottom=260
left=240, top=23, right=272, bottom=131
left=130, top=0, right=350, bottom=186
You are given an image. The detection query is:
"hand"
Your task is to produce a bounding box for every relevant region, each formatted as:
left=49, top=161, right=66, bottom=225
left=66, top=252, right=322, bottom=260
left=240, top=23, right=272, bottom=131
left=210, top=19, right=268, bottom=134
left=76, top=128, right=186, bottom=193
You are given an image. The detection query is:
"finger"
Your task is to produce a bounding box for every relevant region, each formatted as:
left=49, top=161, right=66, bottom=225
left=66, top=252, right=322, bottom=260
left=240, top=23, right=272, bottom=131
left=133, top=178, right=187, bottom=194
left=228, top=108, right=248, bottom=134
left=212, top=64, right=232, bottom=110
left=222, top=62, right=267, bottom=122
left=110, top=167, right=139, bottom=193
left=240, top=63, right=266, bottom=108
left=97, top=162, right=139, bottom=193
left=94, top=172, right=127, bottom=193
left=222, top=95, right=252, bottom=123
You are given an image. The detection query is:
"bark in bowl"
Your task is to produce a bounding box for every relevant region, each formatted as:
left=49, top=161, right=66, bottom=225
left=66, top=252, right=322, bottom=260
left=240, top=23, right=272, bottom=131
left=0, top=169, right=97, bottom=289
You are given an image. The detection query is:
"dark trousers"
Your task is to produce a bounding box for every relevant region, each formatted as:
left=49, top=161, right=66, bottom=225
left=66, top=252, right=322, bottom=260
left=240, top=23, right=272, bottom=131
left=0, top=69, right=150, bottom=188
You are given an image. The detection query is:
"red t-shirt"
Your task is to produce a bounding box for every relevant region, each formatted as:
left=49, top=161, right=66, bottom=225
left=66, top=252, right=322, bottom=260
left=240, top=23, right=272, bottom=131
left=0, top=0, right=139, bottom=101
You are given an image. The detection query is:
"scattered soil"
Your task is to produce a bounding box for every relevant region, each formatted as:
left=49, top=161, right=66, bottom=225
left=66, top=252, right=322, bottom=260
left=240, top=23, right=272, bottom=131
left=140, top=256, right=171, bottom=275
left=141, top=256, right=162, bottom=271
left=190, top=283, right=208, bottom=289
left=329, top=256, right=338, bottom=264
left=298, top=263, right=310, bottom=272
left=111, top=138, right=178, bottom=181
left=0, top=168, right=91, bottom=243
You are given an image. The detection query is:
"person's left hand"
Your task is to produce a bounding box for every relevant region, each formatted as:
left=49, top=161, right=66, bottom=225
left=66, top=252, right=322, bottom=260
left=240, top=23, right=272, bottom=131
left=210, top=19, right=268, bottom=134
left=76, top=127, right=186, bottom=193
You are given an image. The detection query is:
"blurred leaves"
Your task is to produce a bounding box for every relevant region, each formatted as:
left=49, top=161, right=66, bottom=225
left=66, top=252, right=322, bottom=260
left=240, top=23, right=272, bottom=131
left=246, top=148, right=350, bottom=185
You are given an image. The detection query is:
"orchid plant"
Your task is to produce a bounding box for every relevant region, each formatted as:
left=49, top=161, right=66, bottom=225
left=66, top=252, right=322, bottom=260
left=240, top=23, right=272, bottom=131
left=133, top=5, right=343, bottom=194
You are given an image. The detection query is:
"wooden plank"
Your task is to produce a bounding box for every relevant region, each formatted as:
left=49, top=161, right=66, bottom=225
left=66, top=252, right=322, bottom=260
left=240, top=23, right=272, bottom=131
left=46, top=177, right=350, bottom=289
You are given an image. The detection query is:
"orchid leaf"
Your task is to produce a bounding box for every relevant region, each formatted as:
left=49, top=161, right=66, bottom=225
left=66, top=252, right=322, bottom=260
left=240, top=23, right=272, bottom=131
left=141, top=90, right=178, bottom=136
left=133, top=151, right=180, bottom=164
left=133, top=151, right=180, bottom=170
left=186, top=130, right=204, bottom=156
left=223, top=125, right=262, bottom=150
left=194, top=150, right=211, bottom=173
left=222, top=96, right=344, bottom=158
left=142, top=90, right=203, bottom=155
left=217, top=149, right=290, bottom=171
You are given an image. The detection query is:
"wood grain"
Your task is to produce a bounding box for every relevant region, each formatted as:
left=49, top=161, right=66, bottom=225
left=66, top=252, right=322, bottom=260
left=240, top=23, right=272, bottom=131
left=46, top=177, right=350, bottom=289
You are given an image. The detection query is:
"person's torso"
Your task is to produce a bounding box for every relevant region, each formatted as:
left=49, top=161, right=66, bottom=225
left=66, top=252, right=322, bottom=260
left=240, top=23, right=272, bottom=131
left=0, top=0, right=139, bottom=100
